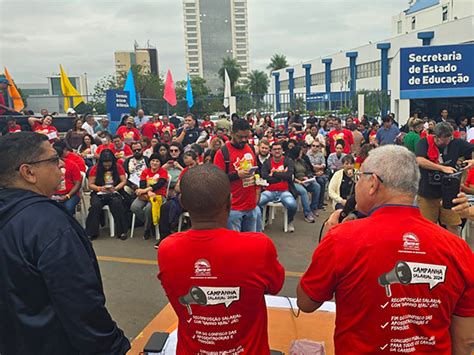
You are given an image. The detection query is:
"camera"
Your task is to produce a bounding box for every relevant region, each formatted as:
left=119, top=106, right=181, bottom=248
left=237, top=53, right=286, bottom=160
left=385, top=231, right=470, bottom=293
left=428, top=171, right=443, bottom=185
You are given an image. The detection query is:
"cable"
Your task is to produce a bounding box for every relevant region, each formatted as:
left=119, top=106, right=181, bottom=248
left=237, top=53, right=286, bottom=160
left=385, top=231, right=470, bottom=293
left=286, top=296, right=300, bottom=318
left=318, top=217, right=330, bottom=243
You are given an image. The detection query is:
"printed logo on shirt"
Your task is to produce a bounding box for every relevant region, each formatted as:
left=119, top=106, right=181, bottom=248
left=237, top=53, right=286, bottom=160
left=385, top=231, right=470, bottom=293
left=378, top=261, right=447, bottom=297
left=233, top=153, right=255, bottom=188
left=194, top=259, right=211, bottom=277
left=399, top=233, right=426, bottom=255
left=179, top=286, right=241, bottom=315
left=146, top=174, right=160, bottom=186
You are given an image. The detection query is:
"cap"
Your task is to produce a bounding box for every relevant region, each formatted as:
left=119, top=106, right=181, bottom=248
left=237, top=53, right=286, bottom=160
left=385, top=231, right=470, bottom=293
left=0, top=78, right=11, bottom=85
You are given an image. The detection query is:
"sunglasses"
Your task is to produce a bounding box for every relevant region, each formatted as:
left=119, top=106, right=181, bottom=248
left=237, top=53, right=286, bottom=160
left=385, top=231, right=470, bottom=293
left=132, top=149, right=142, bottom=153
left=312, top=145, right=321, bottom=147
left=16, top=155, right=60, bottom=170
left=170, top=149, right=180, bottom=152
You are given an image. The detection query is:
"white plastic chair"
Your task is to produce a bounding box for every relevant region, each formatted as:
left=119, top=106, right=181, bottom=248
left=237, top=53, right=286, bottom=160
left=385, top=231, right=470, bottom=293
left=102, top=205, right=115, bottom=237
left=262, top=202, right=288, bottom=232
left=78, top=172, right=88, bottom=228
left=177, top=212, right=190, bottom=232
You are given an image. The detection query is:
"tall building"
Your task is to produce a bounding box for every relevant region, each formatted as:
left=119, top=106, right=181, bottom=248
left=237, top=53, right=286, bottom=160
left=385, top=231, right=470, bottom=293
left=182, top=0, right=250, bottom=92
left=114, top=42, right=159, bottom=77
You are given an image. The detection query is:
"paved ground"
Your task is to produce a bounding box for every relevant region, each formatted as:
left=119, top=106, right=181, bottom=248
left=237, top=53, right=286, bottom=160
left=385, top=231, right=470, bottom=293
left=90, top=207, right=474, bottom=344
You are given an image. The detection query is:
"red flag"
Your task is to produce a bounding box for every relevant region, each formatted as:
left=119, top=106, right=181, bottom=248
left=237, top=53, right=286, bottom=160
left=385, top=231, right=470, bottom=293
left=163, top=70, right=177, bottom=106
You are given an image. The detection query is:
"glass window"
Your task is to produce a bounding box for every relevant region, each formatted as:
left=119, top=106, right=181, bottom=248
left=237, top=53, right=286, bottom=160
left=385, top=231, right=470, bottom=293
left=411, top=17, right=416, bottom=30
left=187, top=33, right=197, bottom=38
left=397, top=20, right=402, bottom=34
left=442, top=6, right=448, bottom=21
left=186, top=8, right=195, bottom=14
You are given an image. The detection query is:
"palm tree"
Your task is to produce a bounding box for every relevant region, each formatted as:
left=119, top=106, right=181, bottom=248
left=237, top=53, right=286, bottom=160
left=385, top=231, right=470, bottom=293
left=246, top=70, right=269, bottom=97
left=267, top=54, right=289, bottom=72
left=218, top=57, right=241, bottom=91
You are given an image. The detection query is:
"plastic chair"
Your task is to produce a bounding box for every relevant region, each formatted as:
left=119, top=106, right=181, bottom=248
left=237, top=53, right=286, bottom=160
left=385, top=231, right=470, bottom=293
left=177, top=212, right=190, bottom=232
left=78, top=172, right=88, bottom=228
left=262, top=202, right=288, bottom=232
left=102, top=205, right=115, bottom=237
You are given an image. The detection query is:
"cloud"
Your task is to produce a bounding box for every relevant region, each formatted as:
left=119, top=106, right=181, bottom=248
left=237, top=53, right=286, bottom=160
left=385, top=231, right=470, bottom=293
left=1, top=0, right=407, bottom=90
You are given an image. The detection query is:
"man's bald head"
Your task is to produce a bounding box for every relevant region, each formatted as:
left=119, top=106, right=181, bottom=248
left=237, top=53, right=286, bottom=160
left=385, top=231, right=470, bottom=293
left=180, top=165, right=231, bottom=217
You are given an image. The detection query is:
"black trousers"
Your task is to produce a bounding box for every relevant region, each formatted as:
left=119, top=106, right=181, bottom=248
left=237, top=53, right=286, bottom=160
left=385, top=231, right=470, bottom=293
left=86, top=193, right=127, bottom=237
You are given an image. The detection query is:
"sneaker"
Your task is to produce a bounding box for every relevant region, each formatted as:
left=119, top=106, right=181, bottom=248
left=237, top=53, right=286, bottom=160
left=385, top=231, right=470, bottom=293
left=118, top=233, right=127, bottom=240
left=154, top=240, right=160, bottom=249
left=304, top=214, right=315, bottom=223
left=312, top=209, right=320, bottom=217
left=287, top=222, right=295, bottom=233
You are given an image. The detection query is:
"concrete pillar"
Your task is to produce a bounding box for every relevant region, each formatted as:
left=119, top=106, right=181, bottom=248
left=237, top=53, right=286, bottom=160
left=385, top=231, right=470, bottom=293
left=286, top=68, right=295, bottom=109
left=376, top=43, right=391, bottom=92
left=302, top=63, right=312, bottom=110
left=345, top=51, right=358, bottom=94
left=272, top=72, right=281, bottom=112
left=417, top=31, right=435, bottom=46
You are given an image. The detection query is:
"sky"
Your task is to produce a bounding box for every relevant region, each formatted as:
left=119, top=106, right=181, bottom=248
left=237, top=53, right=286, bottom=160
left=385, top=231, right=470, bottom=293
left=0, top=0, right=408, bottom=91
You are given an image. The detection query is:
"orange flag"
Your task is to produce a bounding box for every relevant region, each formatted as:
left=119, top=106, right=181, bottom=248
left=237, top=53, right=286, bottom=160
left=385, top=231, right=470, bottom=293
left=4, top=67, right=25, bottom=112
left=163, top=70, right=177, bottom=106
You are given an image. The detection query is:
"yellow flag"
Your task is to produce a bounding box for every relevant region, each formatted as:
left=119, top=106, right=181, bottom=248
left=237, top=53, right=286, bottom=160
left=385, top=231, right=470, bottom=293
left=59, top=65, right=84, bottom=110
left=3, top=67, right=24, bottom=112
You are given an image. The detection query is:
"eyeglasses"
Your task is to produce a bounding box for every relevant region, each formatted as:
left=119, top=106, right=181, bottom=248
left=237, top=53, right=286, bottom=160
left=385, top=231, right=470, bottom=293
left=355, top=171, right=384, bottom=183
left=170, top=149, right=180, bottom=153
left=132, top=149, right=142, bottom=153
left=312, top=145, right=321, bottom=147
left=16, top=155, right=60, bottom=170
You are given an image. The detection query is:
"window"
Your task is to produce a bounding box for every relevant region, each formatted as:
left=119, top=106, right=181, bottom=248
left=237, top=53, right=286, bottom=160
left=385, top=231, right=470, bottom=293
left=397, top=20, right=402, bottom=34
left=411, top=16, right=416, bottom=30
left=185, top=8, right=195, bottom=14
left=236, top=20, right=246, bottom=25
left=235, top=14, right=245, bottom=19
left=310, top=72, right=325, bottom=86
left=187, top=33, right=197, bottom=38
left=331, top=67, right=350, bottom=84
left=187, top=39, right=197, bottom=44
left=235, top=26, right=246, bottom=31
left=186, top=21, right=197, bottom=26
left=356, top=60, right=381, bottom=79
left=189, top=63, right=199, bottom=68
left=236, top=50, right=247, bottom=55
left=188, top=44, right=198, bottom=50
left=294, top=76, right=305, bottom=89
left=442, top=5, right=448, bottom=21
left=236, top=37, right=246, bottom=43
left=188, top=51, right=199, bottom=56
left=280, top=79, right=289, bottom=91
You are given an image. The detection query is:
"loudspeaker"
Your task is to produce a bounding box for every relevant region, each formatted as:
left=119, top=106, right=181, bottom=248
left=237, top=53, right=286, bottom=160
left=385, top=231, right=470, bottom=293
left=179, top=286, right=207, bottom=315
left=378, top=261, right=412, bottom=297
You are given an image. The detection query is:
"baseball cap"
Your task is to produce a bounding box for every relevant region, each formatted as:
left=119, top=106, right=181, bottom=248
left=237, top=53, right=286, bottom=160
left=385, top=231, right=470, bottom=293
left=0, top=78, right=11, bottom=85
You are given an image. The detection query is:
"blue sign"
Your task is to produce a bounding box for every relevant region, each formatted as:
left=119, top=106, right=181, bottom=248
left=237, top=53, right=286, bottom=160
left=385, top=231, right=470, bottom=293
left=400, top=44, right=474, bottom=99
left=106, top=90, right=130, bottom=133
left=307, top=92, right=352, bottom=102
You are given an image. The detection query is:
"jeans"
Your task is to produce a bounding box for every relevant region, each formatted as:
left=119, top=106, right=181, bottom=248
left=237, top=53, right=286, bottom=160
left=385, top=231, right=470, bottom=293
left=227, top=207, right=260, bottom=232
left=294, top=182, right=320, bottom=216
left=316, top=176, right=328, bottom=208
left=60, top=195, right=80, bottom=216
left=258, top=190, right=297, bottom=223
left=130, top=198, right=153, bottom=231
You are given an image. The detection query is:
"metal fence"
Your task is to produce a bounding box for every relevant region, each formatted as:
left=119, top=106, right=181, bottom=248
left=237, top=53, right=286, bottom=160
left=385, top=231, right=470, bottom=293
left=18, top=90, right=391, bottom=119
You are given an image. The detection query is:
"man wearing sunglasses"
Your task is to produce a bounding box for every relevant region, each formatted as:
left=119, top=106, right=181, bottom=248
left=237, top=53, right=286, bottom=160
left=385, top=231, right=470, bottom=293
left=297, top=145, right=474, bottom=355
left=0, top=132, right=130, bottom=354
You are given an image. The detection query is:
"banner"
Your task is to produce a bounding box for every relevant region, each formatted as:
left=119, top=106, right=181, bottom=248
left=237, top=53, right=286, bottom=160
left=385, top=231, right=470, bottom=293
left=106, top=90, right=130, bottom=133
left=400, top=44, right=474, bottom=99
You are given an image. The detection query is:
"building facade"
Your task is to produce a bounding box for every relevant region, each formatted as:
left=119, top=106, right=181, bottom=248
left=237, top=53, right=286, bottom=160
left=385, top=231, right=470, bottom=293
left=114, top=44, right=159, bottom=77
left=182, top=0, right=250, bottom=93
left=271, top=0, right=474, bottom=124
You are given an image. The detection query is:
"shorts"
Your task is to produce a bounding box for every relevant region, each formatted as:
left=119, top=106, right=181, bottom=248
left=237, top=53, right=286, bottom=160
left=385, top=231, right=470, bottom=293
left=417, top=196, right=461, bottom=226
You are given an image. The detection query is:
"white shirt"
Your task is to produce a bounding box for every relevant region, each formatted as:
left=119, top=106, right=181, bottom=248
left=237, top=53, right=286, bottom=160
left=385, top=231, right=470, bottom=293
left=82, top=122, right=95, bottom=136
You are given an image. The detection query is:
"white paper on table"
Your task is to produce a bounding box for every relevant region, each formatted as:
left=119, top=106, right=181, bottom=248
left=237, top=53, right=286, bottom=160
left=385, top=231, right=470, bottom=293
left=129, top=174, right=140, bottom=187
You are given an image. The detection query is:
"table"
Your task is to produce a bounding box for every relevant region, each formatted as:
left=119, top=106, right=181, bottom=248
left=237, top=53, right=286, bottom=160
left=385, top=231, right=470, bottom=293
left=128, top=296, right=336, bottom=354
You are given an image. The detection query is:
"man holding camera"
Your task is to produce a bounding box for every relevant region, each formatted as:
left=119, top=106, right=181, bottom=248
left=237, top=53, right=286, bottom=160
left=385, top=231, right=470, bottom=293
left=416, top=122, right=473, bottom=235
left=297, top=145, right=474, bottom=355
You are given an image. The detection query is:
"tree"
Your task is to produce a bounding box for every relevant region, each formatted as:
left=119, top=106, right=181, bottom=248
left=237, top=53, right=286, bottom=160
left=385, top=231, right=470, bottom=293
left=267, top=54, right=289, bottom=72
left=89, top=75, right=119, bottom=114
left=175, top=76, right=212, bottom=116
left=246, top=70, right=269, bottom=97
left=218, top=57, right=241, bottom=91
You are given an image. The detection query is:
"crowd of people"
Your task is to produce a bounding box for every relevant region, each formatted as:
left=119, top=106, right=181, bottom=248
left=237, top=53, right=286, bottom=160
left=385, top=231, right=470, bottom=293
left=1, top=105, right=473, bottom=354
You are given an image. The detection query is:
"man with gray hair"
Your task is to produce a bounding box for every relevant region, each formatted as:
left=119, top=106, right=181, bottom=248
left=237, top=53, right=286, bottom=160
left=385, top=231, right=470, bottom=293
left=297, top=145, right=474, bottom=354
left=416, top=121, right=473, bottom=235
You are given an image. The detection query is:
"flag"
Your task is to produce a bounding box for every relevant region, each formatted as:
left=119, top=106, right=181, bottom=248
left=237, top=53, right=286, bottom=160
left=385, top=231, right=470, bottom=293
left=123, top=68, right=137, bottom=108
left=186, top=74, right=194, bottom=108
left=3, top=67, right=24, bottom=112
left=59, top=65, right=84, bottom=111
left=163, top=70, right=177, bottom=106
left=223, top=69, right=231, bottom=108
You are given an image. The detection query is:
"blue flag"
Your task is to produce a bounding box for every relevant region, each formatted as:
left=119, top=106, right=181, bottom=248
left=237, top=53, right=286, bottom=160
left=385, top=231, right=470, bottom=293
left=186, top=74, right=194, bottom=108
left=124, top=68, right=137, bottom=108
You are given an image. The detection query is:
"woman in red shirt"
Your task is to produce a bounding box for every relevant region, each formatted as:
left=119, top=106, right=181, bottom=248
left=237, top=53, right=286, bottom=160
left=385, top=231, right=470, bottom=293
left=130, top=154, right=169, bottom=239
left=28, top=115, right=59, bottom=143
left=86, top=149, right=128, bottom=240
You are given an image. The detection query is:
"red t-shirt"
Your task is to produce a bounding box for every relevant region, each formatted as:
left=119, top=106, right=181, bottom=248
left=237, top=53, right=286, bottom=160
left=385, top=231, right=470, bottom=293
left=159, top=123, right=176, bottom=135
left=265, top=158, right=288, bottom=192
left=300, top=206, right=474, bottom=354
left=140, top=167, right=168, bottom=197
left=464, top=168, right=474, bottom=187
left=109, top=143, right=132, bottom=160
left=178, top=167, right=189, bottom=181
left=55, top=159, right=82, bottom=195
left=65, top=152, right=86, bottom=173
left=8, top=125, right=21, bottom=133
left=89, top=165, right=126, bottom=185
left=328, top=129, right=354, bottom=153
left=158, top=228, right=285, bottom=355
left=0, top=92, right=6, bottom=115
left=116, top=126, right=141, bottom=145
left=141, top=122, right=158, bottom=139
left=369, top=130, right=378, bottom=145
left=201, top=120, right=215, bottom=129
left=32, top=122, right=58, bottom=142
left=214, top=142, right=258, bottom=211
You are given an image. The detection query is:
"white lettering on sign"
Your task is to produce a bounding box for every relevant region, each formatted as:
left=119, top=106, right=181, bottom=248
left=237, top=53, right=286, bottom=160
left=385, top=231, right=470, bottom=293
left=408, top=51, right=462, bottom=63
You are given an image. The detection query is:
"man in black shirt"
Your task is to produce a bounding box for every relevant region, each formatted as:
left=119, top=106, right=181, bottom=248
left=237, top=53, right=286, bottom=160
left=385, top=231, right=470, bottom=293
left=415, top=122, right=473, bottom=235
